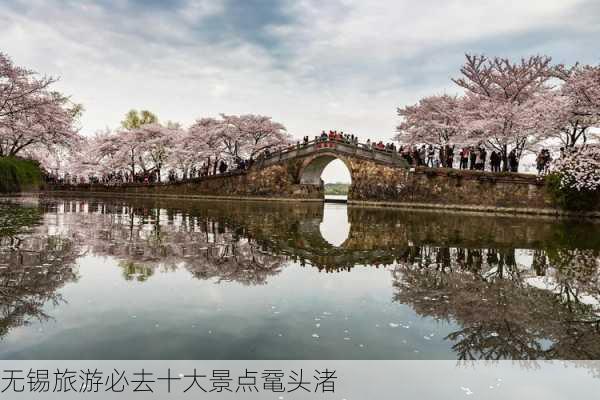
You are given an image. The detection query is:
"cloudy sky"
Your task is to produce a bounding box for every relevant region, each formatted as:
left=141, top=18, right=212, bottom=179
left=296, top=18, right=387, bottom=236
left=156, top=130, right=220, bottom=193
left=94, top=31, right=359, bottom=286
left=1, top=0, right=599, bottom=181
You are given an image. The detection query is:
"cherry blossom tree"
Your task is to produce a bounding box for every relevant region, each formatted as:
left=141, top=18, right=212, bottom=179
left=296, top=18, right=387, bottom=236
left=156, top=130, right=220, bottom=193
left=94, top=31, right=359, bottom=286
left=453, top=54, right=555, bottom=171
left=53, top=131, right=116, bottom=180
left=89, top=122, right=192, bottom=181
left=26, top=146, right=71, bottom=175
left=231, top=114, right=290, bottom=160
left=552, top=145, right=600, bottom=192
left=549, top=64, right=600, bottom=147
left=94, top=110, right=161, bottom=176
left=395, top=94, right=463, bottom=145
left=170, top=124, right=214, bottom=177
left=189, top=114, right=290, bottom=173
left=0, top=52, right=55, bottom=120
left=0, top=53, right=81, bottom=158
left=0, top=91, right=82, bottom=158
left=64, top=145, right=98, bottom=178
left=94, top=130, right=121, bottom=170
left=109, top=128, right=144, bottom=176
left=187, top=117, right=224, bottom=175
left=559, top=64, right=600, bottom=110
left=205, top=114, right=245, bottom=160
left=137, top=123, right=174, bottom=181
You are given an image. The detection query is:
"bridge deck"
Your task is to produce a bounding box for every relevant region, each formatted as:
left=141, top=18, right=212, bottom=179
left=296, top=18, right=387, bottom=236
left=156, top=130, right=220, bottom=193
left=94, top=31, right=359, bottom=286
left=258, top=139, right=409, bottom=169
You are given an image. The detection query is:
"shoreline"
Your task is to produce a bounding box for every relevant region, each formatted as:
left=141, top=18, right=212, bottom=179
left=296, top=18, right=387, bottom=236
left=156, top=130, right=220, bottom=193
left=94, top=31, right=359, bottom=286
left=11, top=190, right=599, bottom=220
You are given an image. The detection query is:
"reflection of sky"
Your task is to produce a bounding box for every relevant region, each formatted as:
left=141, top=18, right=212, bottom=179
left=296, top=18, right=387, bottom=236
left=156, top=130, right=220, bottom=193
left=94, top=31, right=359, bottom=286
left=0, top=254, right=455, bottom=360
left=319, top=204, right=350, bottom=246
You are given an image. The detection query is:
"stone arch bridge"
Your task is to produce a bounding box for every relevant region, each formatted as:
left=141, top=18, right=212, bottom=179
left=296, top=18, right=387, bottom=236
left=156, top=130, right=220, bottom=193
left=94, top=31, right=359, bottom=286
left=253, top=139, right=410, bottom=200
left=48, top=139, right=563, bottom=212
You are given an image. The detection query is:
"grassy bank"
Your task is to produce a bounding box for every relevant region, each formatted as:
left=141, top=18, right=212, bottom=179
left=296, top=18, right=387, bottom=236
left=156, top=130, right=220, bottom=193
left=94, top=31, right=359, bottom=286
left=0, top=157, right=42, bottom=193
left=324, top=182, right=349, bottom=195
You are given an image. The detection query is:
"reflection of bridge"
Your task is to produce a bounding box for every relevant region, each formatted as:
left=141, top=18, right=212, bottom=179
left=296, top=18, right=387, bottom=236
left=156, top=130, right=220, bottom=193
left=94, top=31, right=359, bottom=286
left=36, top=195, right=600, bottom=271
left=258, top=139, right=409, bottom=185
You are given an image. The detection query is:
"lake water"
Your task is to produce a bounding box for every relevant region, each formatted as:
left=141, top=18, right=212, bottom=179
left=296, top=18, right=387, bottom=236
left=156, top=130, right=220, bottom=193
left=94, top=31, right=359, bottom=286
left=0, top=195, right=599, bottom=360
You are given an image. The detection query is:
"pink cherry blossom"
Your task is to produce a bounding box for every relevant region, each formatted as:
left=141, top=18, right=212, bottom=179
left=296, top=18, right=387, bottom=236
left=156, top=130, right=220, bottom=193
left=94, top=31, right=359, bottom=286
left=552, top=145, right=600, bottom=192
left=395, top=94, right=464, bottom=145
left=0, top=52, right=81, bottom=158
left=453, top=54, right=555, bottom=169
left=550, top=64, right=600, bottom=147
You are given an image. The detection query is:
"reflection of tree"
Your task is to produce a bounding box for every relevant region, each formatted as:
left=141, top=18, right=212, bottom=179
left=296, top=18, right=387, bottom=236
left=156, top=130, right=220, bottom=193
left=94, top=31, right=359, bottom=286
left=37, top=199, right=289, bottom=286
left=120, top=261, right=155, bottom=282
left=0, top=203, right=42, bottom=249
left=184, top=240, right=284, bottom=285
left=0, top=235, right=79, bottom=339
left=392, top=246, right=600, bottom=360
left=544, top=248, right=600, bottom=311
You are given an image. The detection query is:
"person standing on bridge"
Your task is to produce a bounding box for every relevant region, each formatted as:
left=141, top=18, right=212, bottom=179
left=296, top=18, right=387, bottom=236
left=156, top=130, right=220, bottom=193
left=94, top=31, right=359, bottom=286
left=411, top=146, right=420, bottom=166
left=219, top=160, right=228, bottom=174
left=469, top=146, right=477, bottom=170
left=480, top=147, right=487, bottom=171
left=445, top=144, right=455, bottom=168
left=475, top=147, right=483, bottom=170
left=490, top=151, right=500, bottom=172
left=459, top=147, right=469, bottom=169
left=426, top=145, right=435, bottom=167
left=418, top=145, right=426, bottom=166
left=508, top=149, right=519, bottom=172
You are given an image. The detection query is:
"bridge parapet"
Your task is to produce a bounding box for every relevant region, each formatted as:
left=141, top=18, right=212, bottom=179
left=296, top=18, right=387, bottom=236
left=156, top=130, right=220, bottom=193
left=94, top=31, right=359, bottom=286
left=258, top=139, right=409, bottom=169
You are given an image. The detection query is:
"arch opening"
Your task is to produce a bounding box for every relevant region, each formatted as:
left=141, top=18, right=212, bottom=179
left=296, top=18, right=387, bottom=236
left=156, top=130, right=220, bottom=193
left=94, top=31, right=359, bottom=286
left=299, top=155, right=352, bottom=202
left=319, top=203, right=350, bottom=247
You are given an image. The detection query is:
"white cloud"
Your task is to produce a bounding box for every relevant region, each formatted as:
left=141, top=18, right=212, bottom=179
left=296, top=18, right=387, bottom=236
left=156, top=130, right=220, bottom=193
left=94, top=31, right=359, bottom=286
left=0, top=0, right=598, bottom=155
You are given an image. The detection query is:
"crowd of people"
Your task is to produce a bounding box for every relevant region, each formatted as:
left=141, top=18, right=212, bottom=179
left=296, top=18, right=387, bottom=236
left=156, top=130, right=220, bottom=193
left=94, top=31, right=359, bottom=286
left=395, top=144, right=554, bottom=174
left=48, top=130, right=560, bottom=186
left=45, top=155, right=256, bottom=186
left=314, top=130, right=360, bottom=145
left=260, top=132, right=555, bottom=175
left=396, top=144, right=510, bottom=171
left=536, top=149, right=553, bottom=175
left=295, top=130, right=397, bottom=152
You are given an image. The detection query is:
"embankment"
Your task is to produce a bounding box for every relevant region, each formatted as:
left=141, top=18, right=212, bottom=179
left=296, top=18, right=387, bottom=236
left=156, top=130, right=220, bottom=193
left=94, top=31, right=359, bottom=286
left=43, top=162, right=600, bottom=218
left=0, top=157, right=42, bottom=193
left=45, top=162, right=323, bottom=201
left=350, top=167, right=600, bottom=217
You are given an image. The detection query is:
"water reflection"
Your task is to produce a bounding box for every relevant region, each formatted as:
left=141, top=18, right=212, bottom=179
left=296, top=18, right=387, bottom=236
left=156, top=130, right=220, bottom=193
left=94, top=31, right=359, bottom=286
left=39, top=200, right=289, bottom=285
left=392, top=247, right=600, bottom=359
left=319, top=204, right=350, bottom=246
left=0, top=203, right=79, bottom=338
left=0, top=196, right=599, bottom=360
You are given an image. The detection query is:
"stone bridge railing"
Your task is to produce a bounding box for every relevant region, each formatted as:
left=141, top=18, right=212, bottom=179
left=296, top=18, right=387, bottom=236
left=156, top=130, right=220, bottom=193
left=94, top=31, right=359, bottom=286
left=257, top=138, right=410, bottom=169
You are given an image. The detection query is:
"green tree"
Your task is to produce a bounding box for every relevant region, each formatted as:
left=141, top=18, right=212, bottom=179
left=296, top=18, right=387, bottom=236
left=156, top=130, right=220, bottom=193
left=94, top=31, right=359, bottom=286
left=121, top=109, right=158, bottom=130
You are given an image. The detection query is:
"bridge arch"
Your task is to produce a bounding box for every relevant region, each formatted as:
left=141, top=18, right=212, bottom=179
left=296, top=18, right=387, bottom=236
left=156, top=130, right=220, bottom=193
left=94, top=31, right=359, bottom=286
left=295, top=204, right=351, bottom=249
left=299, top=152, right=352, bottom=185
